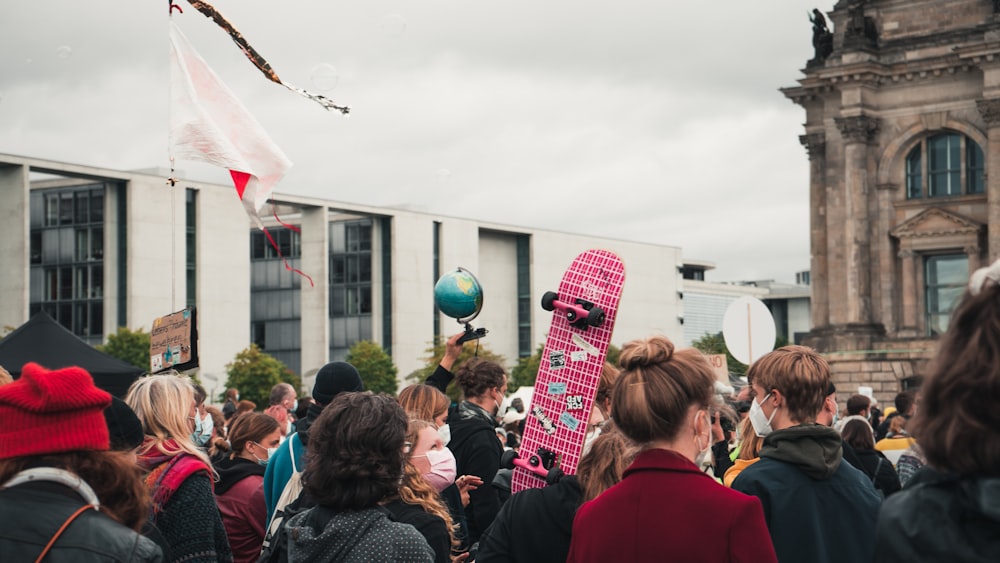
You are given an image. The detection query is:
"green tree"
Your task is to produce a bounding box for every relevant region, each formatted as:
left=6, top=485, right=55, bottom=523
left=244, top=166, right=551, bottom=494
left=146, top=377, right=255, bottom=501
left=407, top=337, right=507, bottom=403
left=508, top=341, right=623, bottom=392
left=98, top=327, right=151, bottom=372
left=346, top=340, right=399, bottom=395
left=223, top=344, right=301, bottom=409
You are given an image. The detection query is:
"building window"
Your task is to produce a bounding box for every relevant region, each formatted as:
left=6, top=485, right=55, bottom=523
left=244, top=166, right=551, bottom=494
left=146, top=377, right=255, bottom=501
left=29, top=185, right=106, bottom=344
left=906, top=133, right=985, bottom=198
left=516, top=235, right=531, bottom=358
left=250, top=227, right=303, bottom=375
left=329, top=220, right=374, bottom=361
left=925, top=254, right=968, bottom=336
left=186, top=189, right=196, bottom=308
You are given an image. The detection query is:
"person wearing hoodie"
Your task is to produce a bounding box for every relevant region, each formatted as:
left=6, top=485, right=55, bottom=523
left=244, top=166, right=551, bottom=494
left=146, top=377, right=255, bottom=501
left=442, top=357, right=507, bottom=544
left=281, top=392, right=434, bottom=562
left=876, top=259, right=1000, bottom=562
left=263, top=361, right=364, bottom=525
left=731, top=345, right=881, bottom=563
left=214, top=413, right=281, bottom=563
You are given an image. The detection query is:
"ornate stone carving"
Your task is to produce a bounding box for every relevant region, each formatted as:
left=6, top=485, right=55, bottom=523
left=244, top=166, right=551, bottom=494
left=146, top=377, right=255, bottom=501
left=799, top=132, right=826, bottom=158
left=976, top=98, right=1000, bottom=126
left=835, top=115, right=879, bottom=144
left=808, top=9, right=834, bottom=67
left=843, top=2, right=878, bottom=50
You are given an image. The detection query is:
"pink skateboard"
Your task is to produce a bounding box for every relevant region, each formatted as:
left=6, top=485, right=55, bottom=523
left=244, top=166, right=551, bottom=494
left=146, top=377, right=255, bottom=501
left=508, top=249, right=625, bottom=493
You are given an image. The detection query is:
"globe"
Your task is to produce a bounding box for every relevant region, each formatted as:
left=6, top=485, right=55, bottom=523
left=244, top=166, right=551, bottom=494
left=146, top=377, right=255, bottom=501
left=434, top=268, right=484, bottom=321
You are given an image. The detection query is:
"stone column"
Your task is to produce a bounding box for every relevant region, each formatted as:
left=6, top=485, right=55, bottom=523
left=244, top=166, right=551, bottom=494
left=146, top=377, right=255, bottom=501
left=0, top=163, right=29, bottom=329
left=898, top=248, right=917, bottom=331
left=977, top=99, right=1000, bottom=262
left=835, top=115, right=879, bottom=325
left=300, top=206, right=329, bottom=393
left=800, top=132, right=829, bottom=329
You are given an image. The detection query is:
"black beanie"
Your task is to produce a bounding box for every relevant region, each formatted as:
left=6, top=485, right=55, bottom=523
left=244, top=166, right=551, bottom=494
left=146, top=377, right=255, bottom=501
left=312, top=361, right=364, bottom=405
left=104, top=396, right=144, bottom=451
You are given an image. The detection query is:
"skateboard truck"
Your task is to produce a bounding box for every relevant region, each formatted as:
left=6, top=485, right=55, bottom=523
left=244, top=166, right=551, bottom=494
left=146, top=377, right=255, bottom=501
left=502, top=446, right=565, bottom=485
left=541, top=291, right=606, bottom=330
left=457, top=322, right=488, bottom=344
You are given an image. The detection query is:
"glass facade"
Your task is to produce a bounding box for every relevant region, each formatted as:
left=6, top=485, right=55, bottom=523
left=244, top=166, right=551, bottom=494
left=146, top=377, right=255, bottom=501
left=250, top=229, right=303, bottom=375
left=516, top=235, right=531, bottom=358
left=186, top=189, right=196, bottom=308
left=329, top=220, right=373, bottom=362
left=29, top=185, right=106, bottom=345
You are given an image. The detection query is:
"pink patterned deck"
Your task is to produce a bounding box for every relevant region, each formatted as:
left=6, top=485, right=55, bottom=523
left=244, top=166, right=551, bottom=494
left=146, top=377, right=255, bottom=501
left=510, top=249, right=625, bottom=493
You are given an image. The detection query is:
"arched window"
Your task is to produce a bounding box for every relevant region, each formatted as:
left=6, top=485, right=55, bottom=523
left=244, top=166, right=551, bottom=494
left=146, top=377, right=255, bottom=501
left=905, top=133, right=984, bottom=198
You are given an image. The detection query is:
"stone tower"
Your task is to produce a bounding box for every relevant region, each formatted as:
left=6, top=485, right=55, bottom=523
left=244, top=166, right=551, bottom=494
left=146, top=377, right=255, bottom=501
left=783, top=0, right=1000, bottom=402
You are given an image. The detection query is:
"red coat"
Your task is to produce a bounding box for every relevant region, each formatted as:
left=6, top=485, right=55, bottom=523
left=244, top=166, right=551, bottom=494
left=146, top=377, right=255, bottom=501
left=567, top=448, right=777, bottom=563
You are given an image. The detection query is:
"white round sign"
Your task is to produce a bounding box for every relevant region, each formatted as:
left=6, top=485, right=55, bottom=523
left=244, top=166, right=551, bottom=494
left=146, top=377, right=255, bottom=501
left=722, top=296, right=776, bottom=366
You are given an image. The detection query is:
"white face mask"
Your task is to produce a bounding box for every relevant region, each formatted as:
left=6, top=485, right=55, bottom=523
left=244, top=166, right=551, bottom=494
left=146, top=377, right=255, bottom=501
left=749, top=393, right=778, bottom=438
left=252, top=443, right=277, bottom=466
left=437, top=423, right=451, bottom=447
left=694, top=411, right=713, bottom=468
left=192, top=412, right=213, bottom=447
left=494, top=390, right=509, bottom=422
left=582, top=426, right=602, bottom=457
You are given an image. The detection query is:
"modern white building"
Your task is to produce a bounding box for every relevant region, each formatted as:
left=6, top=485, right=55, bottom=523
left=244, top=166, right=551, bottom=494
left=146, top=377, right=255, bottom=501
left=681, top=261, right=812, bottom=348
left=0, top=154, right=685, bottom=394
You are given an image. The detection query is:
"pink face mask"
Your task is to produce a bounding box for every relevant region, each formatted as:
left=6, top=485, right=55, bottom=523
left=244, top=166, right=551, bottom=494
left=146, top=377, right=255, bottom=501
left=416, top=447, right=457, bottom=493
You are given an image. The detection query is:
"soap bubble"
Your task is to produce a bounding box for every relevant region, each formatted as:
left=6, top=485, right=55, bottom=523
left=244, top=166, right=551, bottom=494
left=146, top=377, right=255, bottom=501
left=310, top=64, right=339, bottom=92
left=437, top=168, right=452, bottom=181
left=56, top=46, right=73, bottom=60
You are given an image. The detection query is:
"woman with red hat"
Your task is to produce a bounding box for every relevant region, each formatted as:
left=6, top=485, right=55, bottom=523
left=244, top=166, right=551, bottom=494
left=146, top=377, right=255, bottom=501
left=126, top=373, right=233, bottom=563
left=0, top=362, right=163, bottom=561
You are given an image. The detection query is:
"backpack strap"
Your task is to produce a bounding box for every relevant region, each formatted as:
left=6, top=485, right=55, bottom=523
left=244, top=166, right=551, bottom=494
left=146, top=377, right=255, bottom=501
left=872, top=457, right=883, bottom=484
left=35, top=504, right=96, bottom=563
left=288, top=433, right=299, bottom=473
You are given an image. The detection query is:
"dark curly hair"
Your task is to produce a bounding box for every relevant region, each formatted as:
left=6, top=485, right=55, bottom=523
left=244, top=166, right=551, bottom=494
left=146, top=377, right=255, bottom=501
left=454, top=358, right=506, bottom=399
left=302, top=392, right=408, bottom=510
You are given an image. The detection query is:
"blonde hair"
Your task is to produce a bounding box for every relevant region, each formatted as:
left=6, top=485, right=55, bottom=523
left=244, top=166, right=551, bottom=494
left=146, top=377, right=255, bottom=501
left=0, top=365, right=12, bottom=387
left=397, top=384, right=450, bottom=424
left=399, top=418, right=456, bottom=547
left=125, top=374, right=213, bottom=470
left=736, top=417, right=763, bottom=461
left=577, top=423, right=638, bottom=503
left=612, top=335, right=714, bottom=444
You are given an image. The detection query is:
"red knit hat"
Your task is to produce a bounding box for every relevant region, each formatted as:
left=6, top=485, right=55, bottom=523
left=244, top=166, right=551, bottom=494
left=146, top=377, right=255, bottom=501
left=0, top=362, right=112, bottom=459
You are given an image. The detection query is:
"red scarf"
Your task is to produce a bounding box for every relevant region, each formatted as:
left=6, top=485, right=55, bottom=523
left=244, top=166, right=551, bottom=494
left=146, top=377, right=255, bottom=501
left=138, top=438, right=212, bottom=519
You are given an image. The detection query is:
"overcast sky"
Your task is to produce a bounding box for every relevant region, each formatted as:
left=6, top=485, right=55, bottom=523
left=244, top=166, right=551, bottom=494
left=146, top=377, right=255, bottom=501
left=0, top=1, right=822, bottom=283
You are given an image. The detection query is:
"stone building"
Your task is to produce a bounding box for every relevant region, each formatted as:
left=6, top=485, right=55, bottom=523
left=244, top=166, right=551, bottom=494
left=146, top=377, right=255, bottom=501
left=782, top=0, right=1000, bottom=403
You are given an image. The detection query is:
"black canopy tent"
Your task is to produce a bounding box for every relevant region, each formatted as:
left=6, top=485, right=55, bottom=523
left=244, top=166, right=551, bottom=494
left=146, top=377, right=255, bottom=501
left=0, top=312, right=145, bottom=397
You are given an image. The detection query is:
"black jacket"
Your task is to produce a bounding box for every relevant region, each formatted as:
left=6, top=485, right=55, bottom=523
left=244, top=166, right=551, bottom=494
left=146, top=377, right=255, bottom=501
left=0, top=480, right=163, bottom=562
left=476, top=476, right=581, bottom=563
left=876, top=468, right=1000, bottom=562
left=852, top=448, right=902, bottom=497
left=732, top=424, right=882, bottom=563
left=448, top=400, right=504, bottom=543
left=427, top=365, right=503, bottom=544
left=384, top=499, right=451, bottom=563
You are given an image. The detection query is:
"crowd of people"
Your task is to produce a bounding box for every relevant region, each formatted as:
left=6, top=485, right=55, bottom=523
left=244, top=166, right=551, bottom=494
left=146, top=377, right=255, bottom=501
left=3, top=259, right=1000, bottom=562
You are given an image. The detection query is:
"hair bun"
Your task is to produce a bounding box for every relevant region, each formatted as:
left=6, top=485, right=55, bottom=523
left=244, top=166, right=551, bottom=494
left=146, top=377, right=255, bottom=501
left=619, top=336, right=675, bottom=370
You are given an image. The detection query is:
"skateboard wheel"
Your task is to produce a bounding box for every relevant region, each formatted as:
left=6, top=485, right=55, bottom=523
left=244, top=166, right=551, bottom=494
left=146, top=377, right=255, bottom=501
left=541, top=291, right=558, bottom=311
left=586, top=306, right=605, bottom=327
left=546, top=467, right=564, bottom=485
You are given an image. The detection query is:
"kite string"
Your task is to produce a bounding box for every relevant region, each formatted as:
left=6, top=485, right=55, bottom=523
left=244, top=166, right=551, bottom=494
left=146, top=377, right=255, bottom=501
left=261, top=227, right=315, bottom=288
